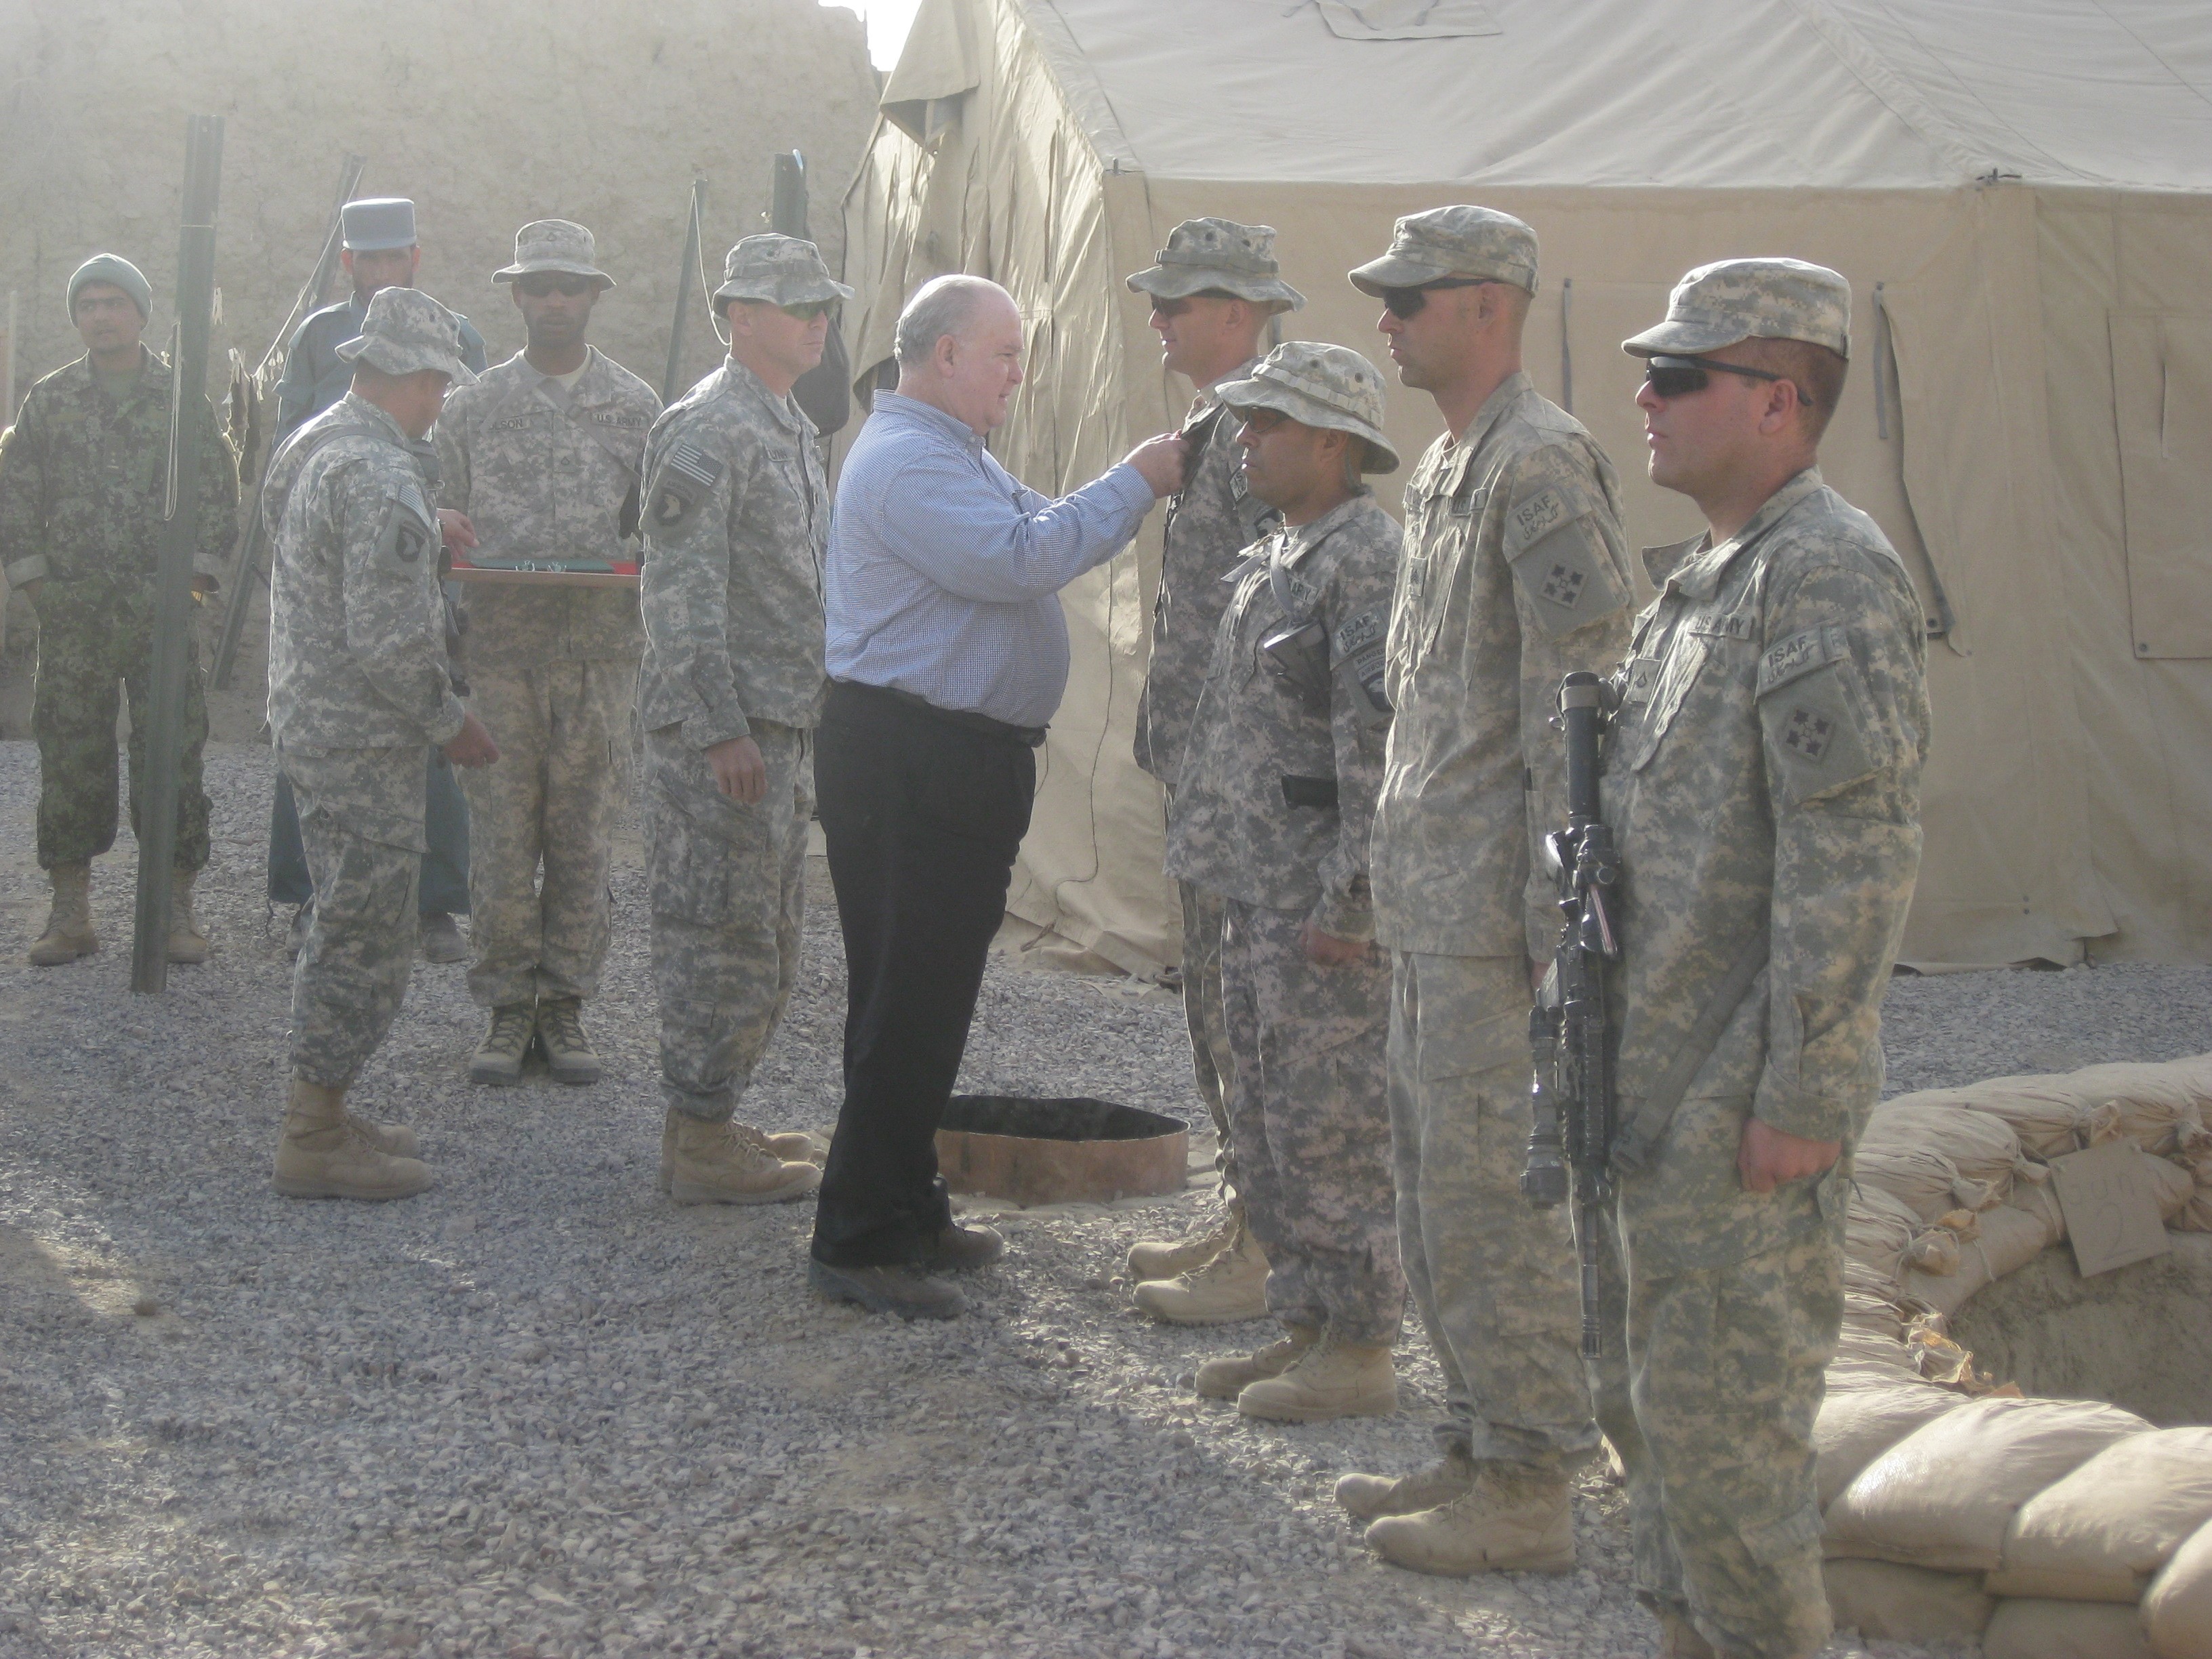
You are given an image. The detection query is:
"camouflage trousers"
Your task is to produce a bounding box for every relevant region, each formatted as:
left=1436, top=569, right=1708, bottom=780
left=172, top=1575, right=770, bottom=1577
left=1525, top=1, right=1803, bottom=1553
left=32, top=583, right=209, bottom=872
left=459, top=661, right=633, bottom=1008
left=645, top=722, right=810, bottom=1122
left=1387, top=951, right=1597, bottom=1470
left=1218, top=898, right=1403, bottom=1345
left=1591, top=1200, right=1841, bottom=1659
left=1176, top=878, right=1237, bottom=1189
left=281, top=743, right=426, bottom=1089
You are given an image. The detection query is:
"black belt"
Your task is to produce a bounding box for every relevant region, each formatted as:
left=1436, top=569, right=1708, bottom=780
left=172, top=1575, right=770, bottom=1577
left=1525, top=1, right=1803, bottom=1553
left=831, top=679, right=1048, bottom=748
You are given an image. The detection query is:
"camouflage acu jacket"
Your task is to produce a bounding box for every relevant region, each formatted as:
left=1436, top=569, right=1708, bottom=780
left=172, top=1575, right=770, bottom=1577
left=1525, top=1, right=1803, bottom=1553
left=435, top=347, right=660, bottom=669
left=638, top=357, right=827, bottom=745
left=1601, top=468, right=1929, bottom=1275
left=0, top=347, right=238, bottom=592
left=1164, top=493, right=1398, bottom=938
left=1369, top=372, right=1633, bottom=961
left=267, top=392, right=466, bottom=752
left=1134, top=369, right=1281, bottom=783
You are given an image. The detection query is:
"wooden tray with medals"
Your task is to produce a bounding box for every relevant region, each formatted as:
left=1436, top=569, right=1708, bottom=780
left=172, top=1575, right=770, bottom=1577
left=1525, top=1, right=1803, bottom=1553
left=445, top=556, right=640, bottom=590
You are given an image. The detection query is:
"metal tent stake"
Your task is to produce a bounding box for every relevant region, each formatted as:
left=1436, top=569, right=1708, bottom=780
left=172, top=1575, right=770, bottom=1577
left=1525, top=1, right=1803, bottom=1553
left=131, top=114, right=224, bottom=994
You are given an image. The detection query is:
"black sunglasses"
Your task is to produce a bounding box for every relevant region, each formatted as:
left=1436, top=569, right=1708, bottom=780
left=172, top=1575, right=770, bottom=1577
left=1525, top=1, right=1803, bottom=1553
left=781, top=300, right=840, bottom=321
left=1641, top=354, right=1786, bottom=398
left=1380, top=278, right=1494, bottom=320
left=515, top=273, right=597, bottom=298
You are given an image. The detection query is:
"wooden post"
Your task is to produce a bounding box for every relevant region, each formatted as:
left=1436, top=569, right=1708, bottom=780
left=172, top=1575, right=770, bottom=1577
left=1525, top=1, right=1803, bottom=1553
left=131, top=115, right=224, bottom=993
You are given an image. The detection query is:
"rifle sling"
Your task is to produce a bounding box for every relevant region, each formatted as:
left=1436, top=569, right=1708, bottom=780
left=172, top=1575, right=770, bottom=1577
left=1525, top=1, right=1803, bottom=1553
left=1610, top=929, right=1771, bottom=1173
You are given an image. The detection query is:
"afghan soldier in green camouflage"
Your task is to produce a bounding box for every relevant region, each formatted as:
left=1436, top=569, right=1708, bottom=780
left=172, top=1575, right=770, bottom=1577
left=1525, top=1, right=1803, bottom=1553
left=1123, top=218, right=1300, bottom=1324
left=1164, top=342, right=1407, bottom=1422
left=264, top=288, right=500, bottom=1202
left=1598, top=260, right=1928, bottom=1659
left=1336, top=207, right=1633, bottom=1575
left=0, top=253, right=238, bottom=967
left=435, top=220, right=662, bottom=1087
left=638, top=235, right=850, bottom=1207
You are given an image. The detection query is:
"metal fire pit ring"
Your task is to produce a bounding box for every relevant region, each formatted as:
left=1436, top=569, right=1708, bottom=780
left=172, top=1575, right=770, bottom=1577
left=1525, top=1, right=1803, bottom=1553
left=935, top=1094, right=1189, bottom=1208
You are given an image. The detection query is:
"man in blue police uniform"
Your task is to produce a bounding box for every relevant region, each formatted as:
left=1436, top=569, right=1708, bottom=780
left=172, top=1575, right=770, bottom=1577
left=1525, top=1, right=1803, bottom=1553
left=266, top=197, right=489, bottom=963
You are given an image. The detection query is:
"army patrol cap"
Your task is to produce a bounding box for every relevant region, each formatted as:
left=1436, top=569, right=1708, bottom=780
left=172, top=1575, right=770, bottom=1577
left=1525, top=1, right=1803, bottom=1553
left=1216, top=340, right=1399, bottom=474
left=494, top=219, right=614, bottom=289
left=1125, top=219, right=1305, bottom=313
left=1623, top=258, right=1852, bottom=359
left=334, top=287, right=479, bottom=384
left=67, top=253, right=152, bottom=321
left=1349, top=206, right=1538, bottom=298
left=712, top=234, right=855, bottom=310
left=341, top=198, right=419, bottom=253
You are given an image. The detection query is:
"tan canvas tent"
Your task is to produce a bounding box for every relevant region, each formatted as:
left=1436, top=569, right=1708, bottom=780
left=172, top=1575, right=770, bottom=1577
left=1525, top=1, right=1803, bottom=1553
left=838, top=0, right=2212, bottom=975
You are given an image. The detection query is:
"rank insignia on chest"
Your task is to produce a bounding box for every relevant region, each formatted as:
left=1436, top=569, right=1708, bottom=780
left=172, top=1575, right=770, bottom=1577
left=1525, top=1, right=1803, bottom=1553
left=1782, top=708, right=1835, bottom=760
left=1538, top=562, right=1586, bottom=609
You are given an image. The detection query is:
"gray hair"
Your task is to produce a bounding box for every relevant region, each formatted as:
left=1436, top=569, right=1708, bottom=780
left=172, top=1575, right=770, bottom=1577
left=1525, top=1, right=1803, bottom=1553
left=893, top=275, right=1008, bottom=369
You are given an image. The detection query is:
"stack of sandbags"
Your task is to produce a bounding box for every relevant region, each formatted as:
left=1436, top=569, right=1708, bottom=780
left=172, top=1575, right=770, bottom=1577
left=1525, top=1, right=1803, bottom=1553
left=2145, top=1518, right=2212, bottom=1659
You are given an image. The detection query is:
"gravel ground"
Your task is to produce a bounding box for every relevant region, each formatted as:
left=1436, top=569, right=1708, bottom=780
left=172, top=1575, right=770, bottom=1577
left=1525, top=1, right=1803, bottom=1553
left=1, top=737, right=2205, bottom=1659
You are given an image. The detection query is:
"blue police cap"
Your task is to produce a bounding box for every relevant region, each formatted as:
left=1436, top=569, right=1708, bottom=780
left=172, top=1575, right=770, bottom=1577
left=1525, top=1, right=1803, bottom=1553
left=341, top=198, right=418, bottom=253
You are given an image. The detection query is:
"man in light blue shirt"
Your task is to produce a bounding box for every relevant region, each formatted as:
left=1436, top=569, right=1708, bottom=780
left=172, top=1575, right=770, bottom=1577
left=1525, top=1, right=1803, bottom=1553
left=810, top=275, right=1186, bottom=1320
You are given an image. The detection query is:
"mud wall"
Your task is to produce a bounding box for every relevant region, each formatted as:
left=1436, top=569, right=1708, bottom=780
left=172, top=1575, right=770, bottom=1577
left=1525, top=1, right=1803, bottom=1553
left=0, top=0, right=880, bottom=736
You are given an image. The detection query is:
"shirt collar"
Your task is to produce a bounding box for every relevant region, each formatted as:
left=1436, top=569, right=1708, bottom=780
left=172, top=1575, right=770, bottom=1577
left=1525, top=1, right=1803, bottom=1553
left=721, top=355, right=806, bottom=434
left=69, top=344, right=161, bottom=396
left=1441, top=371, right=1533, bottom=489
left=873, top=389, right=987, bottom=455
left=1277, top=492, right=1368, bottom=569
left=336, top=389, right=416, bottom=449
left=1661, top=467, right=1828, bottom=601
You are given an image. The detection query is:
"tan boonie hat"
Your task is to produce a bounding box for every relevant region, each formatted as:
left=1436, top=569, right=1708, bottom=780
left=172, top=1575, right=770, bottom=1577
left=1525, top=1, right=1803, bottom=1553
left=712, top=234, right=855, bottom=309
left=495, top=219, right=614, bottom=288
left=334, top=287, right=478, bottom=384
left=1349, top=205, right=1538, bottom=297
left=1125, top=218, right=1305, bottom=313
left=1215, top=340, right=1399, bottom=474
left=1622, top=258, right=1851, bottom=359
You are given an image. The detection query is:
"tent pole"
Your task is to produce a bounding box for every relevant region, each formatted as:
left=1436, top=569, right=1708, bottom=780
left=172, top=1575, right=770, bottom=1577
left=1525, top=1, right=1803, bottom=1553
left=132, top=115, right=224, bottom=994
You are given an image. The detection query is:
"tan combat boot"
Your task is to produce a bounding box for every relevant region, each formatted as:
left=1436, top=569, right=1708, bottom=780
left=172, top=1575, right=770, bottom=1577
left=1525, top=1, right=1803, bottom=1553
left=1130, top=1216, right=1270, bottom=1325
left=270, top=1076, right=434, bottom=1201
left=1335, top=1443, right=1476, bottom=1520
left=470, top=1003, right=535, bottom=1087
left=1128, top=1202, right=1246, bottom=1282
left=666, top=1113, right=821, bottom=1206
left=167, top=867, right=210, bottom=964
left=1236, top=1328, right=1397, bottom=1422
left=1195, top=1323, right=1317, bottom=1400
left=1363, top=1461, right=1576, bottom=1576
left=659, top=1112, right=819, bottom=1192
left=29, top=863, right=96, bottom=966
left=535, top=997, right=601, bottom=1086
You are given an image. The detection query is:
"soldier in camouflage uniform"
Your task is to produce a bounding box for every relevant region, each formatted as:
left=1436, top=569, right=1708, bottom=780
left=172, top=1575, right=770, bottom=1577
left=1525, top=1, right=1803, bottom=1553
left=1335, top=208, right=1634, bottom=1575
left=1122, top=219, right=1300, bottom=1324
left=263, top=289, right=500, bottom=1202
left=0, top=253, right=238, bottom=967
left=1164, top=342, right=1405, bottom=1422
left=1598, top=262, right=1928, bottom=1659
left=435, top=221, right=661, bottom=1087
left=638, top=236, right=849, bottom=1206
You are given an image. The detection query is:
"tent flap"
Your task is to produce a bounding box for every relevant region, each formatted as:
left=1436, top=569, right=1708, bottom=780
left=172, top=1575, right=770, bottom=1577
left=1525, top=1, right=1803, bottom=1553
left=2112, top=312, right=2212, bottom=660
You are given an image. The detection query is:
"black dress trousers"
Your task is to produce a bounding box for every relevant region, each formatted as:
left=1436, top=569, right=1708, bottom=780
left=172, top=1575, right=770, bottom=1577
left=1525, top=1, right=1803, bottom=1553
left=809, top=680, right=1037, bottom=1267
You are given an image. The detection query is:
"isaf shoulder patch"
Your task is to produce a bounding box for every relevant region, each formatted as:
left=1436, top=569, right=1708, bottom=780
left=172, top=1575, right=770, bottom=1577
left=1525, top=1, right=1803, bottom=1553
left=1509, top=485, right=1568, bottom=551
left=1756, top=624, right=1845, bottom=697
left=647, top=438, right=723, bottom=534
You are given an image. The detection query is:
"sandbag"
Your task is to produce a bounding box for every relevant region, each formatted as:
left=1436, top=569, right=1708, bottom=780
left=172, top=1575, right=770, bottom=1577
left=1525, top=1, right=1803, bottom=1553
left=2145, top=1515, right=2212, bottom=1659
left=1866, top=1100, right=2032, bottom=1206
left=1917, top=1082, right=2089, bottom=1161
left=1816, top=1380, right=1970, bottom=1511
left=2182, top=1170, right=2212, bottom=1234
left=1824, top=1395, right=2152, bottom=1572
left=1857, top=1137, right=1990, bottom=1221
left=2009, top=1181, right=2070, bottom=1246
left=1846, top=1183, right=1928, bottom=1280
left=1984, top=1597, right=2156, bottom=1659
left=1988, top=1429, right=2212, bottom=1603
left=2085, top=1092, right=2212, bottom=1160
left=1824, top=1557, right=1993, bottom=1640
left=1904, top=1205, right=2057, bottom=1319
left=2149, top=1153, right=2198, bottom=1221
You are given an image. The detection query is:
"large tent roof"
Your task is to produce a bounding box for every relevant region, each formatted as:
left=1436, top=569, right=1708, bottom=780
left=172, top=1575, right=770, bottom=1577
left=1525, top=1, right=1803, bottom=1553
left=884, top=0, right=2212, bottom=191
